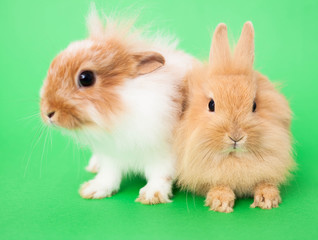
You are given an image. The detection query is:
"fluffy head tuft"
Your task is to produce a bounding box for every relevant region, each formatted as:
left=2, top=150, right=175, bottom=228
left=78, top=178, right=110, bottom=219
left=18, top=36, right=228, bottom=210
left=40, top=7, right=174, bottom=130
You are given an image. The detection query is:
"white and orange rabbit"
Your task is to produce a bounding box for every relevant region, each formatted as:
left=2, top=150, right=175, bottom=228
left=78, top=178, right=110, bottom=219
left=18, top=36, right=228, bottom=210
left=40, top=7, right=194, bottom=204
left=175, top=22, right=295, bottom=212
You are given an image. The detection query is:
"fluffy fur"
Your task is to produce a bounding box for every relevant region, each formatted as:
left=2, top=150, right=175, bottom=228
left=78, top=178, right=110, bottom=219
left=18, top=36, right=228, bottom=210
left=40, top=7, right=194, bottom=204
left=175, top=22, right=295, bottom=212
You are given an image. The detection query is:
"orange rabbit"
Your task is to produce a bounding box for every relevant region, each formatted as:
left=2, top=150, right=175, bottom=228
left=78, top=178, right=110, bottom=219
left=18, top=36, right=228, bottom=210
left=175, top=22, right=295, bottom=212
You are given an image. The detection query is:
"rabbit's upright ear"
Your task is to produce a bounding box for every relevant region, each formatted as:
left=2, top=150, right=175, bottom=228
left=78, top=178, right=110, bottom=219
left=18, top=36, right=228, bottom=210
left=86, top=3, right=104, bottom=40
left=209, top=23, right=231, bottom=71
left=133, top=51, right=165, bottom=75
left=233, top=22, right=254, bottom=71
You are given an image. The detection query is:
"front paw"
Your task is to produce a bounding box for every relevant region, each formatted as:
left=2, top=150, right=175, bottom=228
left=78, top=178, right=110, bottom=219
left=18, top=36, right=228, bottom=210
left=136, top=182, right=172, bottom=205
left=79, top=180, right=116, bottom=199
left=85, top=155, right=100, bottom=173
left=205, top=186, right=235, bottom=213
left=251, top=183, right=281, bottom=209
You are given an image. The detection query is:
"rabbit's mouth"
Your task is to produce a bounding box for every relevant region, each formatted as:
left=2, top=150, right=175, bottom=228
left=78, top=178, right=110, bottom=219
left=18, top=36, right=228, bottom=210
left=222, top=135, right=247, bottom=153
left=231, top=147, right=246, bottom=153
left=222, top=144, right=247, bottom=155
left=40, top=107, right=86, bottom=130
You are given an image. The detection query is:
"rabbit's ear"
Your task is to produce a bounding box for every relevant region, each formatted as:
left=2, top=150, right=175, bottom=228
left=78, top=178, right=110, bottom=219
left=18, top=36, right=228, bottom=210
left=233, top=22, right=254, bottom=70
left=133, top=51, right=165, bottom=75
left=86, top=3, right=104, bottom=40
left=209, top=23, right=231, bottom=70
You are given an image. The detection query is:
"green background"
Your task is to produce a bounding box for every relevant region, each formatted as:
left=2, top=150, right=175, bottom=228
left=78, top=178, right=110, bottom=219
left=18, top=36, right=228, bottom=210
left=1, top=0, right=317, bottom=239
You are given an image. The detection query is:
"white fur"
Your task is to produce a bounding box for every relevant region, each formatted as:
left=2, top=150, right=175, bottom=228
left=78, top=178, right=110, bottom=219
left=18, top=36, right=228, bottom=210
left=37, top=7, right=198, bottom=202
left=85, top=154, right=100, bottom=172
left=66, top=40, right=93, bottom=53
left=77, top=46, right=194, bottom=202
left=40, top=6, right=195, bottom=202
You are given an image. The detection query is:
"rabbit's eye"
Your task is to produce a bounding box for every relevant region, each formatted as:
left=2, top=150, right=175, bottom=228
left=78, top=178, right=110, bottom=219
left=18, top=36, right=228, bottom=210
left=208, top=99, right=215, bottom=112
left=78, top=71, right=95, bottom=87
left=252, top=101, right=257, bottom=112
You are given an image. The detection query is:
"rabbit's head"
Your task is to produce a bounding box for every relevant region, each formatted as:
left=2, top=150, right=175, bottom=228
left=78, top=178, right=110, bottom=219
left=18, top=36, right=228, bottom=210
left=40, top=10, right=164, bottom=130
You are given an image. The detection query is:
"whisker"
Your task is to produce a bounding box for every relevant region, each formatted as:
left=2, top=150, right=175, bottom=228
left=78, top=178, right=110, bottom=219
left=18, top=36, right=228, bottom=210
left=49, top=128, right=53, bottom=152
left=192, top=191, right=196, bottom=208
left=185, top=189, right=190, bottom=213
left=249, top=148, right=265, bottom=162
left=24, top=124, right=46, bottom=177
left=18, top=112, right=41, bottom=122
left=40, top=126, right=49, bottom=178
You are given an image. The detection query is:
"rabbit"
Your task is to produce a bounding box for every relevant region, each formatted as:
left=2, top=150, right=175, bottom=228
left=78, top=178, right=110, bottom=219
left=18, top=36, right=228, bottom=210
left=174, top=22, right=295, bottom=212
left=39, top=7, right=194, bottom=204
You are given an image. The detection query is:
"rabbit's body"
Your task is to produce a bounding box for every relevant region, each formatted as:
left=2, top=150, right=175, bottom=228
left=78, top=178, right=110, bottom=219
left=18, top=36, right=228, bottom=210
left=76, top=48, right=193, bottom=202
left=176, top=70, right=293, bottom=197
left=175, top=22, right=295, bottom=212
left=40, top=8, right=194, bottom=204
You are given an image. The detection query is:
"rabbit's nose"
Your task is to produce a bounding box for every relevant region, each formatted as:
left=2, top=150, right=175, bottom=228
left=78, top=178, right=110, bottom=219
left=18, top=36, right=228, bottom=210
left=47, top=111, right=55, bottom=118
left=228, top=136, right=244, bottom=143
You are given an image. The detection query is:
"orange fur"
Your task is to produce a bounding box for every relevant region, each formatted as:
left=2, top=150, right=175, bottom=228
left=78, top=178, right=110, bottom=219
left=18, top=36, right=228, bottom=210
left=205, top=186, right=235, bottom=213
left=40, top=7, right=195, bottom=204
left=40, top=21, right=165, bottom=130
left=251, top=183, right=281, bottom=209
left=175, top=22, right=295, bottom=210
